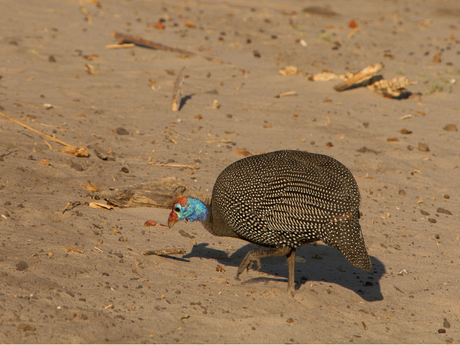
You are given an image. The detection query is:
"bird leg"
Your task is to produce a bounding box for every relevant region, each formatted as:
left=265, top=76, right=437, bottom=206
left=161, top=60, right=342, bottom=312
left=286, top=247, right=296, bottom=297
left=236, top=246, right=296, bottom=295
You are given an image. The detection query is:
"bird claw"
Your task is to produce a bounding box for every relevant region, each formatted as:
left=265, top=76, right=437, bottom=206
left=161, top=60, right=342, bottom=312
left=236, top=254, right=261, bottom=280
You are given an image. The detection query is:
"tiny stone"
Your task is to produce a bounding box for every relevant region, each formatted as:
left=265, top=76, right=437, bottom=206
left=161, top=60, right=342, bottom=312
left=70, top=161, right=84, bottom=171
left=121, top=167, right=129, bottom=173
left=16, top=261, right=28, bottom=271
left=420, top=210, right=430, bottom=216
left=407, top=145, right=414, bottom=151
left=438, top=328, right=446, bottom=334
left=116, top=127, right=129, bottom=135
left=253, top=50, right=261, bottom=58
left=48, top=55, right=56, bottom=62
left=443, top=124, right=457, bottom=131
left=418, top=142, right=430, bottom=152
left=436, top=207, right=452, bottom=215
left=444, top=194, right=450, bottom=199
left=443, top=318, right=451, bottom=328
left=398, top=190, right=406, bottom=196
left=428, top=218, right=437, bottom=223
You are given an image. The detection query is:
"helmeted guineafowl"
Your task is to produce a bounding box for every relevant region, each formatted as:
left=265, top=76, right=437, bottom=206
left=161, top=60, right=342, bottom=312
left=168, top=150, right=372, bottom=295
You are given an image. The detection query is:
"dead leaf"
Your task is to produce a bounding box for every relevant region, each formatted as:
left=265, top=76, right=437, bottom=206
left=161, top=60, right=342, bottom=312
left=306, top=71, right=347, bottom=81
left=81, top=183, right=99, bottom=192
left=210, top=100, right=220, bottom=109
left=399, top=128, right=412, bottom=134
left=278, top=66, right=298, bottom=76
left=432, top=53, right=441, bottom=63
left=83, top=54, right=99, bottom=61
left=184, top=20, right=196, bottom=28
left=89, top=202, right=113, bottom=210
left=443, top=124, right=457, bottom=131
left=216, top=265, right=226, bottom=273
left=58, top=145, right=89, bottom=157
left=85, top=63, right=99, bottom=75
left=387, top=138, right=399, bottom=142
left=236, top=148, right=251, bottom=157
left=40, top=159, right=51, bottom=166
left=62, top=201, right=81, bottom=214
left=66, top=246, right=83, bottom=254
left=144, top=220, right=157, bottom=227
left=17, top=324, right=36, bottom=332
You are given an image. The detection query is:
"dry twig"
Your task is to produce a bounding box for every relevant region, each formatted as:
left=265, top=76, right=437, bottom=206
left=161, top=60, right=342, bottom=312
left=143, top=249, right=186, bottom=256
left=172, top=67, right=185, bottom=111
left=0, top=112, right=89, bottom=157
left=111, top=32, right=228, bottom=64
left=275, top=91, right=298, bottom=98
left=79, top=1, right=92, bottom=24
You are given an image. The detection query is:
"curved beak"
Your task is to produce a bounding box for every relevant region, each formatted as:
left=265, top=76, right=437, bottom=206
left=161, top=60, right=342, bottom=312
left=168, top=211, right=178, bottom=228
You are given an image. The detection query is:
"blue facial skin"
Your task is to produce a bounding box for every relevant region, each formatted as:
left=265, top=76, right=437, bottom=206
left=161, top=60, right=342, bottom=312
left=173, top=197, right=208, bottom=223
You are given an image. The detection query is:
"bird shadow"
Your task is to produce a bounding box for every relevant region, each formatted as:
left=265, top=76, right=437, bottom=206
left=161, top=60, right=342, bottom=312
left=183, top=242, right=385, bottom=301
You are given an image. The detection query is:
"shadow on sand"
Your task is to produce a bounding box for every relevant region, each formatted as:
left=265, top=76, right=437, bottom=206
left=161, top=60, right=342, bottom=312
left=183, top=242, right=385, bottom=302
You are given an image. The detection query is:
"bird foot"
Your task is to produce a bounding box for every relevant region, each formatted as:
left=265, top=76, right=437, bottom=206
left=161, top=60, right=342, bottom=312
left=235, top=254, right=261, bottom=280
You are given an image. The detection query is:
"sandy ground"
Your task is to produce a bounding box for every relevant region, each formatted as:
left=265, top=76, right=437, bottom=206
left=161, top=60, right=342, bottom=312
left=0, top=0, right=459, bottom=343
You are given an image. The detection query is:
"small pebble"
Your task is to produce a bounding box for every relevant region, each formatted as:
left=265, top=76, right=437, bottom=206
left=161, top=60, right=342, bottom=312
left=398, top=190, right=406, bottom=196
left=436, top=207, right=452, bottom=215
left=121, top=167, right=129, bottom=173
left=253, top=50, right=261, bottom=58
left=420, top=210, right=430, bottom=216
left=144, top=220, right=157, bottom=227
left=418, top=142, right=430, bottom=152
left=438, top=328, right=446, bottom=334
left=16, top=261, right=28, bottom=271
left=70, top=161, right=84, bottom=171
left=428, top=218, right=437, bottom=223
left=443, top=318, right=451, bottom=328
left=443, top=124, right=457, bottom=131
left=116, top=127, right=129, bottom=135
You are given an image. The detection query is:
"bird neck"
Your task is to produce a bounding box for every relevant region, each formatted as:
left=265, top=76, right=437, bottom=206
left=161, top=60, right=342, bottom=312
left=187, top=197, right=209, bottom=222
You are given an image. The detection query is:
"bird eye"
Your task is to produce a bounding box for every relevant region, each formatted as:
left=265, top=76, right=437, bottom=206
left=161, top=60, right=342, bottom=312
left=174, top=206, right=180, bottom=212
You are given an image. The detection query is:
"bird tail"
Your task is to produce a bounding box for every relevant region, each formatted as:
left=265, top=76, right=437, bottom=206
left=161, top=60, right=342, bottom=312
left=324, top=213, right=372, bottom=271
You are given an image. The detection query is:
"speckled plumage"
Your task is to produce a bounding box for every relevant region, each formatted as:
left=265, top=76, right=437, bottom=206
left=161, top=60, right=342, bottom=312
left=169, top=150, right=372, bottom=295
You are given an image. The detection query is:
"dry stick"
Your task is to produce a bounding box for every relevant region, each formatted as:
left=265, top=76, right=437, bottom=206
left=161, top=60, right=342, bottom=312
left=0, top=112, right=71, bottom=147
left=105, top=43, right=135, bottom=49
left=143, top=249, right=187, bottom=256
left=172, top=67, right=185, bottom=112
left=148, top=161, right=199, bottom=170
left=111, top=31, right=229, bottom=64
left=79, top=1, right=92, bottom=24
left=275, top=91, right=298, bottom=98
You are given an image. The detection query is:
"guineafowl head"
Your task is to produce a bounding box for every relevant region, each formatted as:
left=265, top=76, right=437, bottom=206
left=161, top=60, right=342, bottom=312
left=168, top=196, right=208, bottom=228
